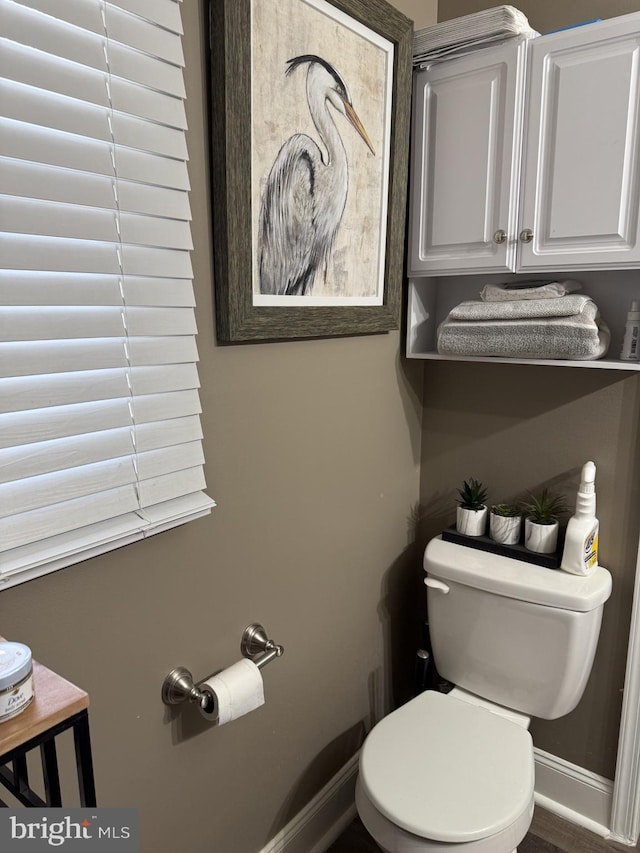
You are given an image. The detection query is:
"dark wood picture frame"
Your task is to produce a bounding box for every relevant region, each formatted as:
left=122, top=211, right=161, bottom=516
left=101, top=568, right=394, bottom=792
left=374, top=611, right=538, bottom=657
left=209, top=0, right=413, bottom=342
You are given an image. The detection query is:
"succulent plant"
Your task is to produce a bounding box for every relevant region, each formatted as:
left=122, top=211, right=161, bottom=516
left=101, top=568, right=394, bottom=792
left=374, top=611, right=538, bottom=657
left=491, top=502, right=521, bottom=518
left=523, top=488, right=567, bottom=525
left=457, top=478, right=488, bottom=511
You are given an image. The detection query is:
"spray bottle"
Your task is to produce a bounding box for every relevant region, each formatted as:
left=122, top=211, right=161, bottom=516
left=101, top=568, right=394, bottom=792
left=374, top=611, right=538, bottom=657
left=620, top=300, right=640, bottom=361
left=560, top=461, right=599, bottom=576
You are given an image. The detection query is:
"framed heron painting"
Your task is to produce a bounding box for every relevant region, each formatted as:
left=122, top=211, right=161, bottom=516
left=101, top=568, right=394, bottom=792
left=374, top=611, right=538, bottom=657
left=209, top=0, right=412, bottom=341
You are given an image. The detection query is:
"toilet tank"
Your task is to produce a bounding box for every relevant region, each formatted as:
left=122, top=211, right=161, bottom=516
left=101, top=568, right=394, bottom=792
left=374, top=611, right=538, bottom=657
left=424, top=537, right=612, bottom=720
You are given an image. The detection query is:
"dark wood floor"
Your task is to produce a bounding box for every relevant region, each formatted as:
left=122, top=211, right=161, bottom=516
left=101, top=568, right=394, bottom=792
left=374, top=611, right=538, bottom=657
left=327, top=808, right=638, bottom=852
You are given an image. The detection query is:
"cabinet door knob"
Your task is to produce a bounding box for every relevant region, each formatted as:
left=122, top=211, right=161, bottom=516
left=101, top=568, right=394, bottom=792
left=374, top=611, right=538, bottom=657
left=519, top=228, right=533, bottom=243
left=493, top=229, right=507, bottom=244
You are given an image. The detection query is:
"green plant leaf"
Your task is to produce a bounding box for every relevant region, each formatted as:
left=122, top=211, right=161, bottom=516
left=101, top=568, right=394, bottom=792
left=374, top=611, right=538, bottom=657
left=457, top=478, right=488, bottom=511
left=491, top=502, right=521, bottom=517
left=522, top=488, right=567, bottom=524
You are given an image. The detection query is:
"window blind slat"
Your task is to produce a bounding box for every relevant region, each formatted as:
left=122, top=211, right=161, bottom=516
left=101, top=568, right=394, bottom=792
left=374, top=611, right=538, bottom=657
left=3, top=196, right=119, bottom=244
left=1, top=120, right=190, bottom=190
left=1, top=159, right=118, bottom=210
left=1, top=120, right=115, bottom=181
left=110, top=112, right=188, bottom=159
left=104, top=6, right=185, bottom=66
left=0, top=389, right=203, bottom=449
left=0, top=272, right=195, bottom=307
left=1, top=237, right=193, bottom=279
left=136, top=441, right=204, bottom=482
left=0, top=416, right=203, bottom=485
left=1, top=515, right=145, bottom=578
left=0, top=0, right=213, bottom=586
left=1, top=308, right=199, bottom=348
left=0, top=428, right=136, bottom=485
left=0, top=485, right=142, bottom=553
left=0, top=41, right=111, bottom=111
left=0, top=400, right=133, bottom=450
left=2, top=4, right=184, bottom=99
left=9, top=0, right=106, bottom=38
left=1, top=81, right=189, bottom=159
left=4, top=197, right=193, bottom=249
left=107, top=43, right=185, bottom=98
left=8, top=0, right=184, bottom=64
left=133, top=389, right=203, bottom=423
left=0, top=370, right=131, bottom=413
left=1, top=161, right=192, bottom=218
left=110, top=78, right=187, bottom=129
left=0, top=363, right=200, bottom=412
left=117, top=182, right=192, bottom=219
left=0, top=456, right=139, bottom=520
left=109, top=0, right=183, bottom=36
left=0, top=335, right=197, bottom=378
left=0, top=442, right=201, bottom=515
left=111, top=148, right=190, bottom=191
left=1, top=493, right=211, bottom=584
left=138, top=467, right=207, bottom=509
left=0, top=42, right=187, bottom=132
left=1, top=1, right=108, bottom=74
left=0, top=80, right=112, bottom=147
left=0, top=468, right=211, bottom=553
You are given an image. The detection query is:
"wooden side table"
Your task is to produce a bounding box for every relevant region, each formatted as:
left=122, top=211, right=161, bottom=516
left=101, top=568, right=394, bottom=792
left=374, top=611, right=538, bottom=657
left=0, top=651, right=96, bottom=807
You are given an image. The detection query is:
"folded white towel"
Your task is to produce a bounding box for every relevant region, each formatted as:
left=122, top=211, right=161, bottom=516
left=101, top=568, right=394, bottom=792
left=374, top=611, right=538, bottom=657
left=449, top=294, right=593, bottom=321
left=437, top=307, right=610, bottom=361
left=413, top=6, right=537, bottom=65
left=480, top=280, right=582, bottom=302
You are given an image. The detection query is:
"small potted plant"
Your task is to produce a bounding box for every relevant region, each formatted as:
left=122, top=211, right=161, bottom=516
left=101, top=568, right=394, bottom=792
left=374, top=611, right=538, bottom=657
left=523, top=489, right=567, bottom=554
left=456, top=478, right=488, bottom=537
left=490, top=502, right=522, bottom=545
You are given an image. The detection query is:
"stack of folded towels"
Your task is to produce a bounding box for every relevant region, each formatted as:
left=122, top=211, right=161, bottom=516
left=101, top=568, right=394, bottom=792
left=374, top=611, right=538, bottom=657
left=413, top=5, right=537, bottom=66
left=437, top=280, right=610, bottom=360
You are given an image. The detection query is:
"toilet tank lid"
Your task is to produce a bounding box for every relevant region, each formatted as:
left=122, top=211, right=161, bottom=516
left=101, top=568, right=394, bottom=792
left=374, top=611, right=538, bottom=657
left=424, top=536, right=612, bottom=612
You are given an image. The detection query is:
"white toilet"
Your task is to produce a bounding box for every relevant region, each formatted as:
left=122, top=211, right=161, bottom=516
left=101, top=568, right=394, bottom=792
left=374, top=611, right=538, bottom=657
left=356, top=535, right=613, bottom=853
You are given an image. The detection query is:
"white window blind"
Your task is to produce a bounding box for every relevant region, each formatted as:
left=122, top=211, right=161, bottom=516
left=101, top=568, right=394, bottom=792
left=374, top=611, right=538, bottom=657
left=0, top=0, right=214, bottom=589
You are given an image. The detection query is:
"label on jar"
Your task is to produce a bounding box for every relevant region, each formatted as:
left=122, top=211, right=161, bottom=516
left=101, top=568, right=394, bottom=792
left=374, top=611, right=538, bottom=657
left=0, top=671, right=34, bottom=722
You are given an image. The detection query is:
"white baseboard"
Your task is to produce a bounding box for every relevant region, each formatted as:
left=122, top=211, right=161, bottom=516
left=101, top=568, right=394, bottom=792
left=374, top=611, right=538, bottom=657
left=258, top=746, right=615, bottom=853
left=534, top=747, right=613, bottom=837
left=258, top=753, right=359, bottom=853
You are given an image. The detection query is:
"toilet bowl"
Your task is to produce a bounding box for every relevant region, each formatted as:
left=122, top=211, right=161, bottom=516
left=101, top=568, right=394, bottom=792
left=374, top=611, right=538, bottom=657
left=355, top=536, right=612, bottom=853
left=356, top=690, right=535, bottom=853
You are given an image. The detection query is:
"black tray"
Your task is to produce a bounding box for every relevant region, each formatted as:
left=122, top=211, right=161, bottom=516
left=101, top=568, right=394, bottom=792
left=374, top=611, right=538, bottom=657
left=441, top=525, right=563, bottom=569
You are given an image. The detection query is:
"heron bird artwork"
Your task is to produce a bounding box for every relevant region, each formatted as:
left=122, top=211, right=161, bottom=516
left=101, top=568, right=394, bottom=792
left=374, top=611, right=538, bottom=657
left=257, top=54, right=375, bottom=297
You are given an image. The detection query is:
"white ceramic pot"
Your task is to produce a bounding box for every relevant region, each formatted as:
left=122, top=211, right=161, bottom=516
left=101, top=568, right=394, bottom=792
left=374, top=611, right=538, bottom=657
left=456, top=505, right=488, bottom=537
left=490, top=512, right=522, bottom=545
left=524, top=518, right=559, bottom=554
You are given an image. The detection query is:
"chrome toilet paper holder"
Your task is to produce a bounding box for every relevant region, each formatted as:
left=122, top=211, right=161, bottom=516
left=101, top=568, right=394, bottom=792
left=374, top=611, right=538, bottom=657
left=161, top=623, right=284, bottom=707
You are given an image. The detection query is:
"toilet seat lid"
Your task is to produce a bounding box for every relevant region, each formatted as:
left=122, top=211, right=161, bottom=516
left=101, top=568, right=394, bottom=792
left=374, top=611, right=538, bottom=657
left=359, top=690, right=534, bottom=843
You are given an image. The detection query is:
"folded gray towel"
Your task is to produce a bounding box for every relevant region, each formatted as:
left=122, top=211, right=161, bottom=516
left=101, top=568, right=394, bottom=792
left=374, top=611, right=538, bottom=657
left=480, top=280, right=582, bottom=302
left=437, top=308, right=610, bottom=360
left=449, top=294, right=593, bottom=321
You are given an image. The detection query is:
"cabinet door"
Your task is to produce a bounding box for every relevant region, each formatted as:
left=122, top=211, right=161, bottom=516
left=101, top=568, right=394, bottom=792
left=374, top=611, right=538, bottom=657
left=519, top=15, right=640, bottom=271
left=408, top=39, right=526, bottom=276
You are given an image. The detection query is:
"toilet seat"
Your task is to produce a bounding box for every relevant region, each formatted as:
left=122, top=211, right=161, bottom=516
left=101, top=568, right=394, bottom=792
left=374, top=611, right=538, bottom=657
left=356, top=779, right=534, bottom=853
left=358, top=690, right=534, bottom=844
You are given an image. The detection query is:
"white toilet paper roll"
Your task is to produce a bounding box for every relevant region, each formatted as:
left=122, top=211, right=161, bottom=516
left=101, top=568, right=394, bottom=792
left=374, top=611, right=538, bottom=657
left=198, top=659, right=265, bottom=725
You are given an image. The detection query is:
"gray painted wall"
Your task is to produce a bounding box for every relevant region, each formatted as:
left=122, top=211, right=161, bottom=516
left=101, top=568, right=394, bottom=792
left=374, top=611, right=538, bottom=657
left=0, top=2, right=432, bottom=851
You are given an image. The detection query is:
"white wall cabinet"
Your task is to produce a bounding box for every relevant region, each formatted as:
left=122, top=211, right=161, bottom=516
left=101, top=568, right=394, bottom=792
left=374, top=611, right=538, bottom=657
left=408, top=38, right=526, bottom=275
left=407, top=12, right=640, bottom=368
left=519, top=16, right=640, bottom=271
left=409, top=13, right=640, bottom=278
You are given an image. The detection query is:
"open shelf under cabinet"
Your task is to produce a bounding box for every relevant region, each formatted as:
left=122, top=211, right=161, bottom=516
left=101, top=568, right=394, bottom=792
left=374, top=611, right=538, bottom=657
left=406, top=271, right=640, bottom=371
